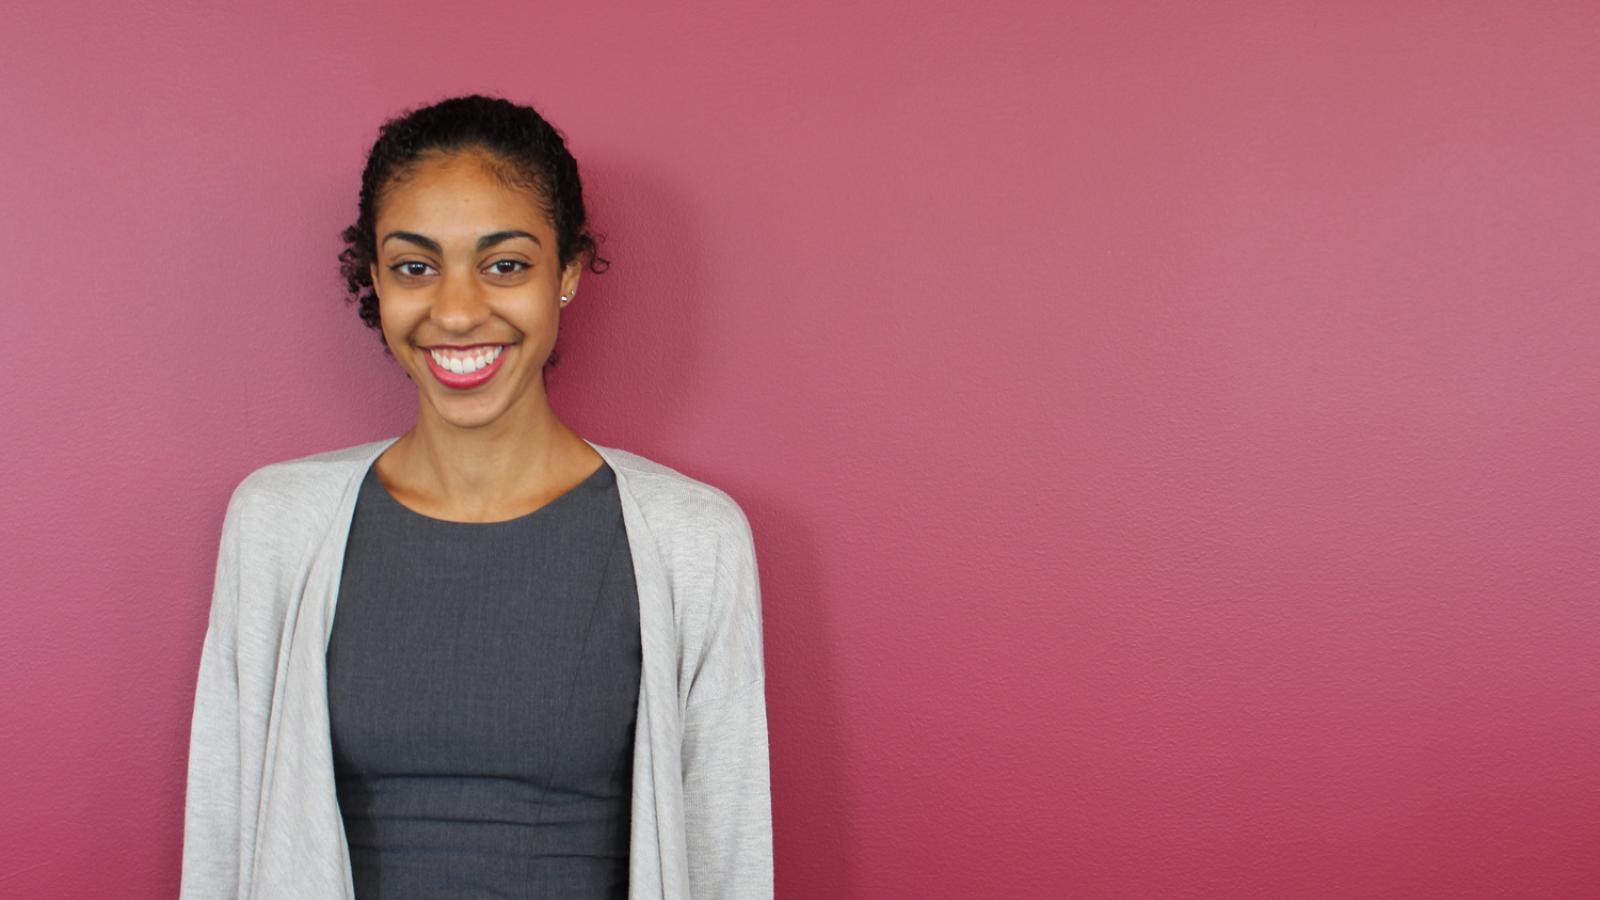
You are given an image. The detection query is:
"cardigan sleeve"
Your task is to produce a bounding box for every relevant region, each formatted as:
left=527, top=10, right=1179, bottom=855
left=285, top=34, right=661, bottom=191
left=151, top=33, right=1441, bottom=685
left=681, top=499, right=774, bottom=899
left=180, top=482, right=248, bottom=898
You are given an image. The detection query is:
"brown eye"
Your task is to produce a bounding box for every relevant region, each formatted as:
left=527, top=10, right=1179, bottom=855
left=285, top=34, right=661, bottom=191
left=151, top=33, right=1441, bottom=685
left=390, top=261, right=435, bottom=278
left=487, top=260, right=529, bottom=277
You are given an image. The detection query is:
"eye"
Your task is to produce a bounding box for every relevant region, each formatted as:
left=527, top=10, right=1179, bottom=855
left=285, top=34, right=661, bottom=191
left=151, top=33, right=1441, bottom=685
left=486, top=259, right=529, bottom=277
left=390, top=261, right=435, bottom=279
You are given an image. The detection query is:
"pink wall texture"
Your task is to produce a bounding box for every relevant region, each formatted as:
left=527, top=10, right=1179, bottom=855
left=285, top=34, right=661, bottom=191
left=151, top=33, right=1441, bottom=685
left=3, top=1, right=1597, bottom=896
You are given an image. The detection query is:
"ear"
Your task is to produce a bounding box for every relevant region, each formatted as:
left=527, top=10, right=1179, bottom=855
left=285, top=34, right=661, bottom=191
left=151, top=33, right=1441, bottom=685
left=369, top=262, right=380, bottom=298
left=560, top=258, right=583, bottom=300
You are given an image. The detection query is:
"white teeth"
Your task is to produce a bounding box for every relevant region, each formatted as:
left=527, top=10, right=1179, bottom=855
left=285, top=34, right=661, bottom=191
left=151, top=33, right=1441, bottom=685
left=429, top=345, right=503, bottom=374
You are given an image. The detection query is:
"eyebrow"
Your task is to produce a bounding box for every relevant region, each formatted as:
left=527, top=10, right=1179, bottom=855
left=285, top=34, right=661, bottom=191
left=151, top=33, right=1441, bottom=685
left=381, top=230, right=542, bottom=254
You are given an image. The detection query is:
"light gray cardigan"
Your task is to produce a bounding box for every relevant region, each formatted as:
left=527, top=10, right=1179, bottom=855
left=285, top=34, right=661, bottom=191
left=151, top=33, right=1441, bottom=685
left=181, top=436, right=773, bottom=899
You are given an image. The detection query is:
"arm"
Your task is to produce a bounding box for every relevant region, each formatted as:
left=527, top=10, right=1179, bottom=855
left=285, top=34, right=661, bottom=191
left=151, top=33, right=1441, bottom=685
left=179, top=484, right=248, bottom=898
left=681, top=500, right=774, bottom=899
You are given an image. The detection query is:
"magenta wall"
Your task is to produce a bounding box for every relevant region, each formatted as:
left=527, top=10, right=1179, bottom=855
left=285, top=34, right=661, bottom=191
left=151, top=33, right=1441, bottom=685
left=4, top=2, right=1598, bottom=896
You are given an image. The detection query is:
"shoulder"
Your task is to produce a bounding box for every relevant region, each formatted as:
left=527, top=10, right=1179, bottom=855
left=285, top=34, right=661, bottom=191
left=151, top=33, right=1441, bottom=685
left=223, top=438, right=392, bottom=552
left=598, top=445, right=767, bottom=701
left=596, top=443, right=755, bottom=552
left=206, top=439, right=391, bottom=638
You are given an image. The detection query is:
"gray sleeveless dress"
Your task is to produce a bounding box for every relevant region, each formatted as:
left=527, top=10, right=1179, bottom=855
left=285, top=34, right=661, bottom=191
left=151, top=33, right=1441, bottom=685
left=326, top=458, right=641, bottom=898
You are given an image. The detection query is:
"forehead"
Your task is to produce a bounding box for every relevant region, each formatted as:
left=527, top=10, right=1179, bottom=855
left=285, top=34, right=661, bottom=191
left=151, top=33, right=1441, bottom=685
left=376, top=150, right=552, bottom=237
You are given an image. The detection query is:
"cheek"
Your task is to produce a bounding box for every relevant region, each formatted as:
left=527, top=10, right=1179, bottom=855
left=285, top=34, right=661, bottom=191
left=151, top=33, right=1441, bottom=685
left=374, top=286, right=422, bottom=324
left=375, top=299, right=422, bottom=350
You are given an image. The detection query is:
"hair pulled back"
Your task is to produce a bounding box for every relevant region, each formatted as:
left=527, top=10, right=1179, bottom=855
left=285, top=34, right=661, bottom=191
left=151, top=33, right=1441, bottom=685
left=337, top=93, right=608, bottom=363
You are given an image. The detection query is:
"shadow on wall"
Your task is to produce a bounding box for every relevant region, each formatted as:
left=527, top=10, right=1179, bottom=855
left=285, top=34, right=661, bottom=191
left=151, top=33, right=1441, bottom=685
left=557, top=153, right=862, bottom=893
left=545, top=151, right=709, bottom=441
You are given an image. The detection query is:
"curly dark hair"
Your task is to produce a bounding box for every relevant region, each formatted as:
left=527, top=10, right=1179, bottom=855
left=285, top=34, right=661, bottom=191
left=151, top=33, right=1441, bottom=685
left=337, top=93, right=609, bottom=366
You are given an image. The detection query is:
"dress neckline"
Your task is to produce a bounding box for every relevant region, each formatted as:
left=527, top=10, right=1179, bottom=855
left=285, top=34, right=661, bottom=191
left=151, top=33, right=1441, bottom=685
left=360, top=457, right=613, bottom=527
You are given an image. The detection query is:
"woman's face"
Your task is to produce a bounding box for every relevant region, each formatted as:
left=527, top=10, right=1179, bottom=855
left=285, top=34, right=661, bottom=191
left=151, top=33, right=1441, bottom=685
left=369, top=148, right=580, bottom=432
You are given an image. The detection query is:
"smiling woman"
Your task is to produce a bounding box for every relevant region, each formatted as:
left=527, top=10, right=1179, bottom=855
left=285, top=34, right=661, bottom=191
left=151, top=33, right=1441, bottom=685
left=179, top=95, right=773, bottom=899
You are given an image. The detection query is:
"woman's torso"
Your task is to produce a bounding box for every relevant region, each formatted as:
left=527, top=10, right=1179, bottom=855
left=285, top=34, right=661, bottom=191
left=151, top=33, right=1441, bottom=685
left=326, top=457, right=642, bottom=899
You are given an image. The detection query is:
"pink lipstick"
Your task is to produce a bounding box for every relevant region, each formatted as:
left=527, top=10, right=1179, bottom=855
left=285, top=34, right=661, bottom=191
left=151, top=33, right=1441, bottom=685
left=423, top=345, right=507, bottom=390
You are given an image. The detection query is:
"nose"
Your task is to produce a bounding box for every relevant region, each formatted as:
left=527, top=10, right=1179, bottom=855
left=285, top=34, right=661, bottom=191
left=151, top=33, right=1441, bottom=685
left=430, top=266, right=492, bottom=333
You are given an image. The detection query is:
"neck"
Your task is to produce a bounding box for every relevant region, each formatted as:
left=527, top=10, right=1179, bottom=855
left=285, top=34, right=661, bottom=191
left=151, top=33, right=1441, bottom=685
left=384, top=385, right=599, bottom=519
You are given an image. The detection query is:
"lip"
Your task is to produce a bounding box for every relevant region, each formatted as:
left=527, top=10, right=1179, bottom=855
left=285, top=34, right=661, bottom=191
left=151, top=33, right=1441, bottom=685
left=423, top=345, right=508, bottom=390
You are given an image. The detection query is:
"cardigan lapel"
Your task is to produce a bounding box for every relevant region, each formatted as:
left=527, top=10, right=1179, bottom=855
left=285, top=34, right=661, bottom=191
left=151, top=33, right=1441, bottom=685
left=591, top=440, right=687, bottom=899
left=253, top=437, right=393, bottom=898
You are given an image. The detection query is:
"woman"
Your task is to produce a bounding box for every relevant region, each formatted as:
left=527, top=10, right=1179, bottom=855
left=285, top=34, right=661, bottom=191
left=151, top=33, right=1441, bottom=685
left=180, top=94, right=772, bottom=899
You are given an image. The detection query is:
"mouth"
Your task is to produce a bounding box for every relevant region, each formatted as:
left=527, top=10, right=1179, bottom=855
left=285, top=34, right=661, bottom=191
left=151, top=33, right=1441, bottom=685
left=421, top=344, right=508, bottom=390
